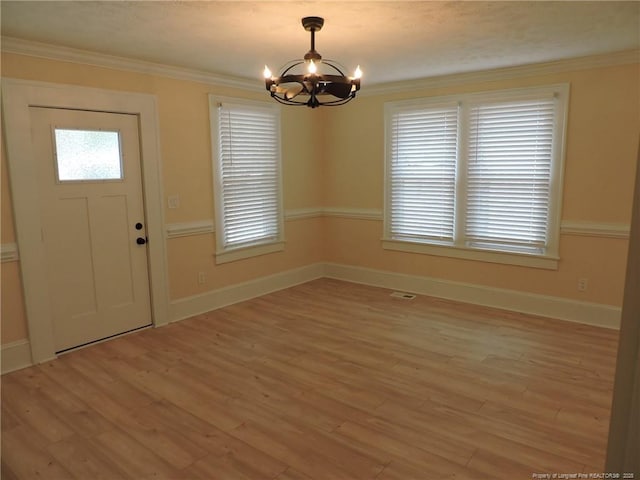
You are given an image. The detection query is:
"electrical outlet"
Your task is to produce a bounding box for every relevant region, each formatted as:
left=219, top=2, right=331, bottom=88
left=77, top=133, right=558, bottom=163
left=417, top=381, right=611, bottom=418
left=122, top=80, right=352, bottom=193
left=168, top=194, right=180, bottom=209
left=577, top=278, right=588, bottom=292
left=198, top=271, right=206, bottom=284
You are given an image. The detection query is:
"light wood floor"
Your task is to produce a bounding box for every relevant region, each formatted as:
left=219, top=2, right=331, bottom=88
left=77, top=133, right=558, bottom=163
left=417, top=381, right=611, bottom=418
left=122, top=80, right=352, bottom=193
left=1, top=278, right=620, bottom=479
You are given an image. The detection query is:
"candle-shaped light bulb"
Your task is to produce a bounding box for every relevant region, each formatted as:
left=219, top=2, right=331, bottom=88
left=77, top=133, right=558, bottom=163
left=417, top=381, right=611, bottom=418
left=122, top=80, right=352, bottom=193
left=354, top=65, right=362, bottom=79
left=263, top=65, right=272, bottom=78
left=308, top=60, right=317, bottom=74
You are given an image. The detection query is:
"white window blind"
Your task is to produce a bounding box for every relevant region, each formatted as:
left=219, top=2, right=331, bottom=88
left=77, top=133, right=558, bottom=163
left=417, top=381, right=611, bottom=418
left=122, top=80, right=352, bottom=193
left=389, top=104, right=458, bottom=243
left=216, top=101, right=282, bottom=251
left=466, top=97, right=555, bottom=254
left=384, top=85, right=567, bottom=267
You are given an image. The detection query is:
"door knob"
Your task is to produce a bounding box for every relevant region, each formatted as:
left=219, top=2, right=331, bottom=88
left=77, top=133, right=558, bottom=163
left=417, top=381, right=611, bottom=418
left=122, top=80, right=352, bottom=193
left=136, top=237, right=147, bottom=245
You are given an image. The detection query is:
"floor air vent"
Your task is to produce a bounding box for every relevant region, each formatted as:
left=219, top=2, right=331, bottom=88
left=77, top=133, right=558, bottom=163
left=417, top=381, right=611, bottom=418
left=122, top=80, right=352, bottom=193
left=390, top=291, right=416, bottom=300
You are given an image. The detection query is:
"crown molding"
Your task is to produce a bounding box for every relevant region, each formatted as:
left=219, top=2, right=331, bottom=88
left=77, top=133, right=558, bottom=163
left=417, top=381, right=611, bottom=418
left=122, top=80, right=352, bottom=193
left=362, top=49, right=640, bottom=96
left=3, top=37, right=637, bottom=98
left=1, top=36, right=262, bottom=92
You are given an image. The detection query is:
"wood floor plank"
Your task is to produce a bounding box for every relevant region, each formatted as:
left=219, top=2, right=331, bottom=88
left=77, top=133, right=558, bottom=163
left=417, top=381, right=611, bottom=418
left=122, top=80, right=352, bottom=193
left=356, top=410, right=476, bottom=467
left=332, top=420, right=471, bottom=479
left=182, top=451, right=285, bottom=480
left=0, top=425, right=74, bottom=479
left=230, top=421, right=361, bottom=479
left=275, top=467, right=315, bottom=480
left=46, top=434, right=133, bottom=480
left=469, top=400, right=606, bottom=464
left=38, top=356, right=158, bottom=425
left=1, top=278, right=619, bottom=479
left=92, top=428, right=179, bottom=478
left=109, top=404, right=209, bottom=470
left=375, top=460, right=487, bottom=480
left=0, top=402, right=22, bottom=432
left=228, top=396, right=386, bottom=479
left=14, top=365, right=114, bottom=439
left=1, top=375, right=76, bottom=444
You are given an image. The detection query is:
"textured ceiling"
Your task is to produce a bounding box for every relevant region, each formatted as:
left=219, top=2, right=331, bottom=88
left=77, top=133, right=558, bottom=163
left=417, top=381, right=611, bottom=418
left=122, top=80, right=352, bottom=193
left=1, top=1, right=639, bottom=85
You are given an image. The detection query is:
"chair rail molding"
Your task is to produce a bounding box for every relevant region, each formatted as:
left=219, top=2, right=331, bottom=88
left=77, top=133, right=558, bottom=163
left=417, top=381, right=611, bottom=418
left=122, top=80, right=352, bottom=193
left=1, top=243, right=19, bottom=263
left=560, top=221, right=631, bottom=239
left=166, top=220, right=215, bottom=239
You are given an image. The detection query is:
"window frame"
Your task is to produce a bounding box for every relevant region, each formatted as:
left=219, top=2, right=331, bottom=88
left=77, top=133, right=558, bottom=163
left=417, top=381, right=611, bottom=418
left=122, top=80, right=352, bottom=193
left=209, top=95, right=285, bottom=264
left=53, top=127, right=124, bottom=183
left=383, top=84, right=569, bottom=270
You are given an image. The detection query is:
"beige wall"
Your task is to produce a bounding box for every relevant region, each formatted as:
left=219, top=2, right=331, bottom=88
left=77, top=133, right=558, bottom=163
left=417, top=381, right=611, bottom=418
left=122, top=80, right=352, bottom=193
left=1, top=51, right=638, bottom=349
left=0, top=52, right=323, bottom=345
left=322, top=63, right=639, bottom=307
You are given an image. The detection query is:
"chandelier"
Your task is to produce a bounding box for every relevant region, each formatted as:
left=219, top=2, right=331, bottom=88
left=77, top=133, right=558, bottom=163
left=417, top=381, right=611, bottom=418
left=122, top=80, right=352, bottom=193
left=263, top=16, right=362, bottom=108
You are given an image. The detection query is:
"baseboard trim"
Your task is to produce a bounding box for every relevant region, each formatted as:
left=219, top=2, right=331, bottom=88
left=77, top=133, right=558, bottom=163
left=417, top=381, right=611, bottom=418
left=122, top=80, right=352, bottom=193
left=169, top=261, right=621, bottom=329
left=168, top=262, right=326, bottom=323
left=1, top=339, right=33, bottom=374
left=324, top=263, right=621, bottom=329
left=4, top=261, right=620, bottom=371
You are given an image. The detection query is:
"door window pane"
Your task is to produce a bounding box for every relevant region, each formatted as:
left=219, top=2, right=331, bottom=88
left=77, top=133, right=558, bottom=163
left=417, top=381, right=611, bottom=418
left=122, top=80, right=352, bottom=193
left=54, top=129, right=123, bottom=181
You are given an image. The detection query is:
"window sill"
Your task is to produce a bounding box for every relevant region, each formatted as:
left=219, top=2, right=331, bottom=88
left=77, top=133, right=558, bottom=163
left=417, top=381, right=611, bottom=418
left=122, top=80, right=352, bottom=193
left=215, top=240, right=285, bottom=265
left=382, top=239, right=559, bottom=270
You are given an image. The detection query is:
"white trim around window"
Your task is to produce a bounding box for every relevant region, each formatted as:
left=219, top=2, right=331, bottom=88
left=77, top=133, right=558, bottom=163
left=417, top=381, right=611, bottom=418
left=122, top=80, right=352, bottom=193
left=383, top=84, right=569, bottom=270
left=209, top=95, right=285, bottom=264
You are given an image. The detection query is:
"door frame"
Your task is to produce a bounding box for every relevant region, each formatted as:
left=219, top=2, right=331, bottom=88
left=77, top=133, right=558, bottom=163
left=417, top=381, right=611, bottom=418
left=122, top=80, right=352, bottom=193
left=2, top=78, right=169, bottom=364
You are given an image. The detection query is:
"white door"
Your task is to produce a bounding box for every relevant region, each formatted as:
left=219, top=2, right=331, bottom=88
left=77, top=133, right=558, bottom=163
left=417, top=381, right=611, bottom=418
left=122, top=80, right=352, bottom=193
left=30, top=107, right=152, bottom=352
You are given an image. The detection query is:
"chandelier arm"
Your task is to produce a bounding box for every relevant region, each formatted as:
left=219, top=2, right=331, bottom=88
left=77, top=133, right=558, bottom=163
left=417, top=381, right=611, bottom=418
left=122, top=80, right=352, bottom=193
left=270, top=91, right=357, bottom=107
left=278, top=74, right=311, bottom=84
left=280, top=61, right=305, bottom=77
left=270, top=94, right=309, bottom=106
left=276, top=74, right=354, bottom=85
left=317, top=74, right=359, bottom=85
left=313, top=95, right=357, bottom=106
left=320, top=60, right=347, bottom=77
left=274, top=74, right=357, bottom=91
